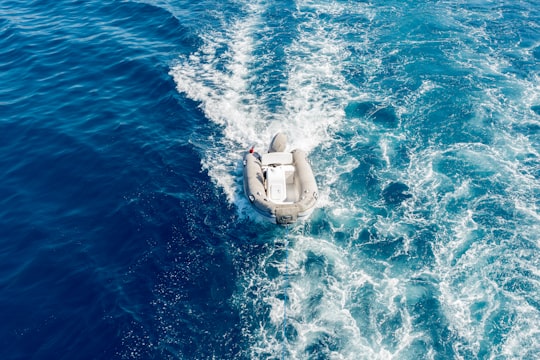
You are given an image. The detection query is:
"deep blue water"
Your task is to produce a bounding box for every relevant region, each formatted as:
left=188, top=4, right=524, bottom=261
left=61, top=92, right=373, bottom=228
left=1, top=0, right=539, bottom=359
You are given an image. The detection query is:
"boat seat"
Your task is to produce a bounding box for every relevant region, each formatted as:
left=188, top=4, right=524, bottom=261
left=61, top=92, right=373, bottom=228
left=266, top=166, right=287, bottom=203
left=261, top=152, right=293, bottom=166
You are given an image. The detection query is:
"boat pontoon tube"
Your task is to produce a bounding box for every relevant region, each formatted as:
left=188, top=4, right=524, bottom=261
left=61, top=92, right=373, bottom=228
left=243, top=145, right=318, bottom=225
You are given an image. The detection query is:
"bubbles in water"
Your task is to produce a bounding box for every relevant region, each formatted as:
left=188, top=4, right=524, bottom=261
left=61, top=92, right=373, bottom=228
left=170, top=0, right=540, bottom=358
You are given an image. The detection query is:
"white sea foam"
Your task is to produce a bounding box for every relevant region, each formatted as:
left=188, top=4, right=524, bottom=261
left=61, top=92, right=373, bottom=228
left=170, top=1, right=266, bottom=203
left=355, top=3, right=540, bottom=358
left=170, top=0, right=367, bottom=207
left=239, top=230, right=438, bottom=359
left=401, top=137, right=540, bottom=357
left=171, top=0, right=540, bottom=358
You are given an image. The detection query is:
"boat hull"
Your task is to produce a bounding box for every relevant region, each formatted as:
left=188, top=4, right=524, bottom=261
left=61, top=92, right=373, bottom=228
left=243, top=148, right=318, bottom=225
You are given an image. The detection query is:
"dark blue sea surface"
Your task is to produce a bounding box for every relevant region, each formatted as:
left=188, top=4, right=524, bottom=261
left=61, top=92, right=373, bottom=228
left=1, top=0, right=539, bottom=359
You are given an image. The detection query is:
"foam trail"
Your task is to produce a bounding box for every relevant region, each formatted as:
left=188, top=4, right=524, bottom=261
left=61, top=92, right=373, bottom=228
left=227, top=1, right=432, bottom=357
left=428, top=6, right=540, bottom=357
left=171, top=0, right=540, bottom=358
left=170, top=0, right=368, bottom=210
left=170, top=0, right=268, bottom=204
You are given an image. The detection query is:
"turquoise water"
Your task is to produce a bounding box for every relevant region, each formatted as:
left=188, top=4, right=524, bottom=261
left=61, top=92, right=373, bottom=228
left=1, top=0, right=539, bottom=359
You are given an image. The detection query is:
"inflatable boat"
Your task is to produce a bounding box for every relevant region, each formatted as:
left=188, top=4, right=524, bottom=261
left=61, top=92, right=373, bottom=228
left=243, top=133, right=318, bottom=225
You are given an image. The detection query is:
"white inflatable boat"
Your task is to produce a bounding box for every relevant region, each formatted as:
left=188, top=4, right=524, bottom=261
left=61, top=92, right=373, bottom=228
left=243, top=133, right=318, bottom=225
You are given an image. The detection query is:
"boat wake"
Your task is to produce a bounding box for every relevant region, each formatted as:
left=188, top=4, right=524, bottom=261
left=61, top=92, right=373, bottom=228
left=170, top=0, right=540, bottom=358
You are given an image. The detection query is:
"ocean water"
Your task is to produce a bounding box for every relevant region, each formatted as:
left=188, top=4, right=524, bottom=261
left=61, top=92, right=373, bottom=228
left=1, top=0, right=539, bottom=359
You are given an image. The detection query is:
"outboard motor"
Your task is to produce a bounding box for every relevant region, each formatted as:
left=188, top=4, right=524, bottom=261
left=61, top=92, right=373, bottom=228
left=268, top=132, right=287, bottom=153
